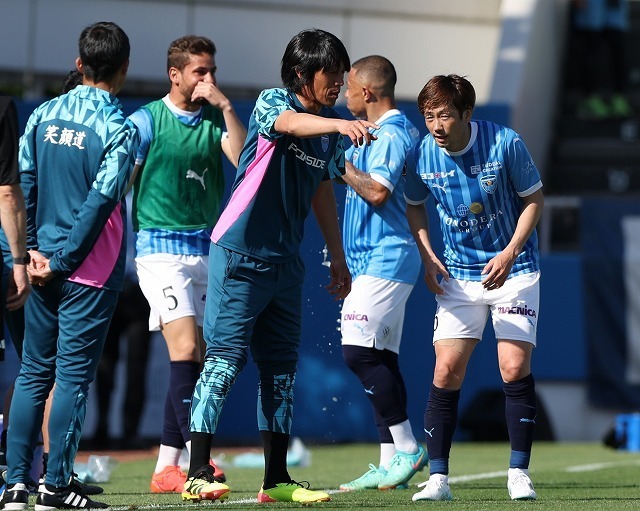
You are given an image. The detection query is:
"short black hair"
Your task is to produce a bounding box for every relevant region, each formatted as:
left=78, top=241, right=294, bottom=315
left=78, top=21, right=130, bottom=83
left=352, top=55, right=397, bottom=98
left=281, top=29, right=350, bottom=95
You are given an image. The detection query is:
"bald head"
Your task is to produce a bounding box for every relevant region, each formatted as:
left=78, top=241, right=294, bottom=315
left=351, top=55, right=396, bottom=99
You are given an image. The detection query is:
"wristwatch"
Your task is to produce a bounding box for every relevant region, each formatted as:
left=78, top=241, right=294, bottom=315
left=13, top=254, right=30, bottom=265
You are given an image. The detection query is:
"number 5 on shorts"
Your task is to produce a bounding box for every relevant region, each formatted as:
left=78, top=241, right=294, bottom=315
left=163, top=286, right=178, bottom=310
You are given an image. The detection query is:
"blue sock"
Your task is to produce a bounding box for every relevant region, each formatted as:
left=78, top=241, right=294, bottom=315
left=503, top=374, right=536, bottom=469
left=160, top=390, right=182, bottom=448
left=342, top=346, right=409, bottom=428
left=424, top=384, right=460, bottom=475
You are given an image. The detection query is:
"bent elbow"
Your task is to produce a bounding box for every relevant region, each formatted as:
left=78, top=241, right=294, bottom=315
left=370, top=191, right=390, bottom=208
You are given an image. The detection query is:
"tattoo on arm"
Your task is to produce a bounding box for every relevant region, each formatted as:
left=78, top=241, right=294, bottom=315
left=344, top=163, right=381, bottom=203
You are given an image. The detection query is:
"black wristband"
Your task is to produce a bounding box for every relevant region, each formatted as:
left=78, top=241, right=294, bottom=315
left=13, top=255, right=30, bottom=265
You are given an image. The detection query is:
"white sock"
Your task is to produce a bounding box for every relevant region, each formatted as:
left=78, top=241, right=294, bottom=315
left=430, top=473, right=449, bottom=484
left=379, top=443, right=396, bottom=469
left=388, top=420, right=419, bottom=454
left=154, top=444, right=183, bottom=473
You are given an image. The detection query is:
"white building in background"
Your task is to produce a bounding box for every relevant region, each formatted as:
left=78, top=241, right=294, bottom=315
left=1, top=0, right=502, bottom=102
left=0, top=0, right=568, bottom=176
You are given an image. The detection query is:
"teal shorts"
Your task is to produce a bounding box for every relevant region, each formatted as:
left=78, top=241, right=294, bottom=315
left=203, top=243, right=304, bottom=373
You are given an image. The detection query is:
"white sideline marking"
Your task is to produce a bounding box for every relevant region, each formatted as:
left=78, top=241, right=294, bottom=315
left=110, top=492, right=345, bottom=509
left=108, top=461, right=640, bottom=510
left=566, top=460, right=640, bottom=472
left=449, top=470, right=505, bottom=483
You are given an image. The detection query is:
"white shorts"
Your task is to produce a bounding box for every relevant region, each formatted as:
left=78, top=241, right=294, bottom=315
left=340, top=275, right=414, bottom=354
left=135, top=253, right=208, bottom=331
left=433, top=271, right=540, bottom=346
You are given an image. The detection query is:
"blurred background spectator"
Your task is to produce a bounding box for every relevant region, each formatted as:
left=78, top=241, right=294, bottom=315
left=569, top=0, right=634, bottom=119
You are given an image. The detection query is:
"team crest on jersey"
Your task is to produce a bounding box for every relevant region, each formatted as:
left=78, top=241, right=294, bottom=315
left=321, top=135, right=329, bottom=152
left=480, top=174, right=497, bottom=194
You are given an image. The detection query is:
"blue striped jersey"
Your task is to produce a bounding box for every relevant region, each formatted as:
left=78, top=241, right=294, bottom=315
left=404, top=120, right=542, bottom=281
left=343, top=109, right=421, bottom=283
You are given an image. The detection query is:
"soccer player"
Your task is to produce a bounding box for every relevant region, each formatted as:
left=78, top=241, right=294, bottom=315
left=183, top=28, right=377, bottom=504
left=336, top=56, right=426, bottom=492
left=0, top=21, right=138, bottom=511
left=128, top=35, right=246, bottom=493
left=405, top=75, right=543, bottom=502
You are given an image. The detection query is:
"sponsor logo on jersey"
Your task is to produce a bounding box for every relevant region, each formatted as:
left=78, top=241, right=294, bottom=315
left=431, top=182, right=448, bottom=193
left=455, top=202, right=484, bottom=218
left=420, top=169, right=455, bottom=180
left=288, top=142, right=326, bottom=169
left=483, top=161, right=502, bottom=170
left=471, top=161, right=502, bottom=174
left=444, top=209, right=504, bottom=233
left=186, top=168, right=209, bottom=190
left=456, top=203, right=470, bottom=217
left=470, top=202, right=483, bottom=214
left=523, top=160, right=535, bottom=174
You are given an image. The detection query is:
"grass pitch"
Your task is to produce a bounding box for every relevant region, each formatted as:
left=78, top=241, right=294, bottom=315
left=81, top=442, right=639, bottom=510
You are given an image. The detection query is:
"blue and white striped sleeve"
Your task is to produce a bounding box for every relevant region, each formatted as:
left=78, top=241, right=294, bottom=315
left=403, top=144, right=429, bottom=205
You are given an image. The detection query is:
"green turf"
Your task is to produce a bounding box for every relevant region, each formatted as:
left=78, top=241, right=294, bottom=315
left=83, top=442, right=640, bottom=510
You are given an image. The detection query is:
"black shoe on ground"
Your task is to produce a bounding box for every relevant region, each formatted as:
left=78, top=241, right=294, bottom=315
left=35, top=482, right=108, bottom=510
left=0, top=482, right=29, bottom=511
left=26, top=478, right=38, bottom=495
left=38, top=474, right=103, bottom=497
left=71, top=477, right=103, bottom=497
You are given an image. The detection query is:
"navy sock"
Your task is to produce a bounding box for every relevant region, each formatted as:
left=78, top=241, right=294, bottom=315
left=160, top=389, right=182, bottom=448
left=379, top=349, right=408, bottom=407
left=342, top=345, right=408, bottom=430
left=424, top=384, right=460, bottom=475
left=503, top=373, right=536, bottom=468
left=169, top=361, right=201, bottom=443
